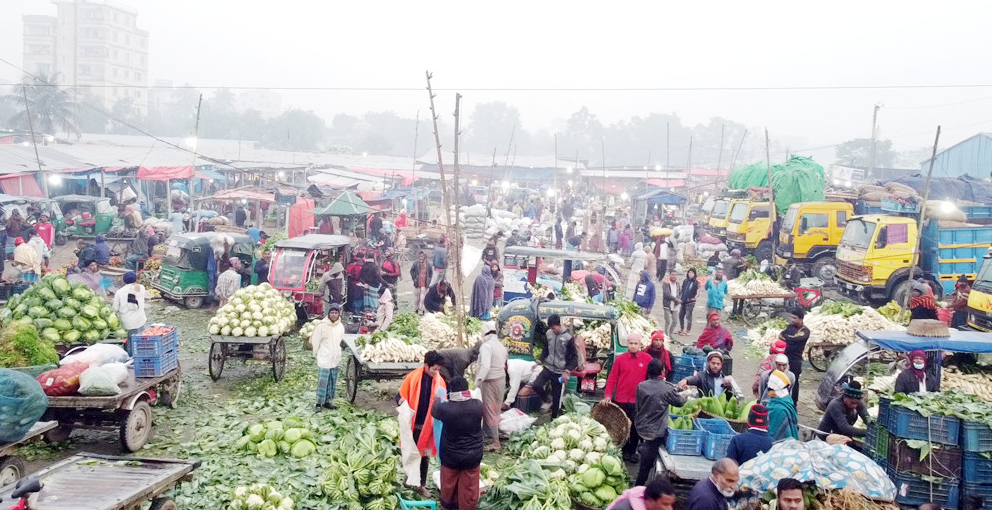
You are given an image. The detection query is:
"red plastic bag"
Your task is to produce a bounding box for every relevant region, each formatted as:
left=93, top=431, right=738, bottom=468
left=36, top=362, right=89, bottom=396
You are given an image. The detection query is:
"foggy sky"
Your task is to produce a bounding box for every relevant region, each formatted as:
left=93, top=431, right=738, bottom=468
left=3, top=0, right=992, bottom=165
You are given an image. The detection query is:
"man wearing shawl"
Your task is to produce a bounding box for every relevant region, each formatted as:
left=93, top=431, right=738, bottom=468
left=895, top=349, right=939, bottom=394
left=765, top=370, right=799, bottom=441
left=475, top=327, right=507, bottom=451
left=397, top=350, right=447, bottom=497
left=470, top=265, right=495, bottom=319
left=695, top=313, right=734, bottom=351
left=909, top=282, right=939, bottom=320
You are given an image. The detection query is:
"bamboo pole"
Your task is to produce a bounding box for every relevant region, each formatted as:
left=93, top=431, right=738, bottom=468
left=903, top=126, right=941, bottom=309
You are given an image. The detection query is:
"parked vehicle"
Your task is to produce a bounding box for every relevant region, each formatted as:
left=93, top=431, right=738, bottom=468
left=269, top=234, right=352, bottom=319
left=726, top=199, right=774, bottom=262
left=54, top=195, right=116, bottom=238
left=774, top=201, right=854, bottom=282
left=153, top=232, right=255, bottom=308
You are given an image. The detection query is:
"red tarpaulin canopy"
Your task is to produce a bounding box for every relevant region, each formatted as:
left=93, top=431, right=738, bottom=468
left=137, top=165, right=194, bottom=180
left=645, top=179, right=686, bottom=187
left=289, top=197, right=315, bottom=239
left=0, top=174, right=44, bottom=197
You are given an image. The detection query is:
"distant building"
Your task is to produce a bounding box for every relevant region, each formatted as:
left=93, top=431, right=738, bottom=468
left=22, top=0, right=149, bottom=114
left=920, top=133, right=992, bottom=179
left=237, top=89, right=283, bottom=118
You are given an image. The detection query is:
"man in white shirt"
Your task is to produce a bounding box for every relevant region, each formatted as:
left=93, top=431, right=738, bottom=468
left=502, top=359, right=541, bottom=410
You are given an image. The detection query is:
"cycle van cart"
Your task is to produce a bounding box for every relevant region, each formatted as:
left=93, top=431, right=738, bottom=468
left=341, top=334, right=421, bottom=404
left=0, top=421, right=57, bottom=486
left=0, top=452, right=200, bottom=510
left=208, top=333, right=288, bottom=382
left=727, top=290, right=797, bottom=326
left=41, top=365, right=182, bottom=453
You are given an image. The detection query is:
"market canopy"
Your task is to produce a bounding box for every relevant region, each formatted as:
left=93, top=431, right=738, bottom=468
left=209, top=189, right=276, bottom=203
left=309, top=191, right=372, bottom=216
left=635, top=188, right=687, bottom=205
left=137, top=165, right=194, bottom=181
left=856, top=329, right=992, bottom=353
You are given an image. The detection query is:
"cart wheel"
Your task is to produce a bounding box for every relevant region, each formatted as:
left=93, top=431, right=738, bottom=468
left=44, top=423, right=74, bottom=443
left=0, top=456, right=25, bottom=486
left=271, top=337, right=287, bottom=382
left=807, top=345, right=834, bottom=373
left=120, top=400, right=153, bottom=452
left=741, top=300, right=762, bottom=326
left=149, top=497, right=179, bottom=510
left=184, top=295, right=204, bottom=309
left=345, top=355, right=359, bottom=403
left=208, top=342, right=225, bottom=381
left=160, top=374, right=183, bottom=409
left=55, top=233, right=67, bottom=246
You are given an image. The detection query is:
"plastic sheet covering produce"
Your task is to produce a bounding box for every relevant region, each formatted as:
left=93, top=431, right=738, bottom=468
left=770, top=156, right=825, bottom=216
left=0, top=367, right=49, bottom=442
left=740, top=439, right=895, bottom=501
left=728, top=162, right=771, bottom=189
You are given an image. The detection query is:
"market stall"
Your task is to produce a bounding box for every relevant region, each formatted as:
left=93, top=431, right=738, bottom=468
left=309, top=190, right=373, bottom=238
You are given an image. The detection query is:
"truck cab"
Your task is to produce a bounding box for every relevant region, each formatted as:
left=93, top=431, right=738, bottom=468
left=705, top=198, right=736, bottom=239
left=967, top=255, right=992, bottom=331
left=726, top=200, right=774, bottom=262
left=775, top=202, right=853, bottom=281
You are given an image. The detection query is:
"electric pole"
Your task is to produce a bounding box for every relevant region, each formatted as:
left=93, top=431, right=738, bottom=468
left=867, top=103, right=881, bottom=182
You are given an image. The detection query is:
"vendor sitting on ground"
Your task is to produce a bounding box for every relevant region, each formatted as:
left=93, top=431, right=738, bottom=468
left=908, top=282, right=939, bottom=320
left=677, top=351, right=742, bottom=399
left=425, top=280, right=457, bottom=314
left=817, top=381, right=870, bottom=443
left=894, top=349, right=939, bottom=394
left=695, top=313, right=733, bottom=351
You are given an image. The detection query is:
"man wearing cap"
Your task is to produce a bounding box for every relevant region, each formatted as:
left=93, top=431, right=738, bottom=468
left=35, top=213, right=54, bottom=248
left=779, top=310, right=810, bottom=405
left=380, top=248, right=402, bottom=289
left=475, top=326, right=508, bottom=451
left=757, top=355, right=796, bottom=405
left=634, top=359, right=689, bottom=485
left=215, top=257, right=242, bottom=307
left=765, top=370, right=799, bottom=441
left=311, top=304, right=344, bottom=411
left=12, top=236, right=40, bottom=282
left=695, top=313, right=734, bottom=351
left=677, top=351, right=742, bottom=399
left=704, top=268, right=728, bottom=316
left=817, top=381, right=870, bottom=442
left=602, top=332, right=653, bottom=463
left=753, top=340, right=787, bottom=398
left=726, top=404, right=773, bottom=466
left=645, top=331, right=673, bottom=375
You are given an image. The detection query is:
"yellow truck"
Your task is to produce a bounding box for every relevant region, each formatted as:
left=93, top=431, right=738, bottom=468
left=774, top=202, right=854, bottom=282
left=968, top=256, right=992, bottom=330
left=725, top=200, right=774, bottom=262
left=705, top=198, right=737, bottom=240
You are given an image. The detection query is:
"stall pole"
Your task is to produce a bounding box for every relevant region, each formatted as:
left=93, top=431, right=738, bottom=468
left=764, top=129, right=776, bottom=259
left=23, top=88, right=46, bottom=197
left=903, top=126, right=941, bottom=310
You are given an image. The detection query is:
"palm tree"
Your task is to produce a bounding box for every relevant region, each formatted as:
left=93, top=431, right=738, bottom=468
left=4, top=71, right=81, bottom=140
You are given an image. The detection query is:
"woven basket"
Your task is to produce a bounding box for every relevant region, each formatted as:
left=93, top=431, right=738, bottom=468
left=573, top=498, right=604, bottom=510
left=907, top=319, right=950, bottom=337
left=591, top=401, right=631, bottom=447
left=698, top=409, right=749, bottom=433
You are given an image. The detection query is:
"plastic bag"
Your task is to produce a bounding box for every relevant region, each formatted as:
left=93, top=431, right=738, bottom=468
left=101, top=362, right=129, bottom=385
left=0, top=368, right=49, bottom=443
left=61, top=343, right=129, bottom=368
left=36, top=362, right=89, bottom=396
left=498, top=408, right=536, bottom=435
left=78, top=366, right=122, bottom=396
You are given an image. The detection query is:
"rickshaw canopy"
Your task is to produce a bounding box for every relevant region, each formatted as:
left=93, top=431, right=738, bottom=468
left=163, top=232, right=254, bottom=270
left=274, top=234, right=351, bottom=250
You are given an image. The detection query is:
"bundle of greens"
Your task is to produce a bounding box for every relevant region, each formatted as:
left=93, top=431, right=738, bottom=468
left=387, top=313, right=420, bottom=337
left=318, top=420, right=401, bottom=510
left=0, top=318, right=58, bottom=368
left=819, top=300, right=865, bottom=318
left=891, top=389, right=992, bottom=422
left=478, top=460, right=571, bottom=510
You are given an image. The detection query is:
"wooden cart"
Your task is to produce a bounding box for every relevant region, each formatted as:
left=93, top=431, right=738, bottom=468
left=0, top=452, right=200, bottom=510
left=728, top=292, right=796, bottom=326
left=341, top=335, right=421, bottom=404
left=0, top=421, right=57, bottom=486
left=42, top=366, right=182, bottom=453
left=805, top=341, right=845, bottom=372
left=208, top=334, right=287, bottom=382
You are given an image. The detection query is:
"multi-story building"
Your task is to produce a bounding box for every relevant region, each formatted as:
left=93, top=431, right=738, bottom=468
left=22, top=0, right=149, bottom=114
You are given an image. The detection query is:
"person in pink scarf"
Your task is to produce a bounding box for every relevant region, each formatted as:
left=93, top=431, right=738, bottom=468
left=894, top=349, right=939, bottom=394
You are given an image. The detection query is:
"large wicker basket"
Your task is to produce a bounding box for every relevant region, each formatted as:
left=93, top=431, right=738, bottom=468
left=591, top=401, right=631, bottom=447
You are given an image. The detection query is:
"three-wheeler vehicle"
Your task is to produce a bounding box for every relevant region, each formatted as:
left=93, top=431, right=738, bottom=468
left=153, top=232, right=256, bottom=309
left=269, top=234, right=352, bottom=319
left=54, top=195, right=116, bottom=238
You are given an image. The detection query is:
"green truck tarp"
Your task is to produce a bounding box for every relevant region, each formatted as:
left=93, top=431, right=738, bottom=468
left=727, top=156, right=825, bottom=216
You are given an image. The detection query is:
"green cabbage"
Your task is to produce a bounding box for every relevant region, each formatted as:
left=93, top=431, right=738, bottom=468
left=62, top=330, right=81, bottom=343
left=595, top=485, right=617, bottom=503
left=44, top=299, right=63, bottom=311
left=72, top=316, right=91, bottom=331
left=91, top=318, right=108, bottom=330
left=56, top=307, right=76, bottom=319
left=600, top=455, right=624, bottom=477
left=248, top=424, right=267, bottom=442
left=277, top=440, right=291, bottom=454
left=265, top=428, right=284, bottom=441
left=72, top=287, right=92, bottom=301
left=113, top=328, right=128, bottom=339
left=82, top=330, right=101, bottom=343
left=282, top=417, right=304, bottom=429
left=37, top=287, right=57, bottom=301
left=256, top=439, right=278, bottom=457
left=54, top=318, right=72, bottom=331
left=234, top=435, right=252, bottom=450
left=51, top=277, right=71, bottom=297
left=581, top=467, right=606, bottom=488
left=106, top=314, right=121, bottom=329
left=290, top=439, right=316, bottom=458
left=33, top=318, right=54, bottom=330
left=63, top=297, right=81, bottom=309
left=282, top=428, right=303, bottom=444
left=80, top=305, right=99, bottom=319
left=41, top=328, right=61, bottom=343
left=27, top=306, right=48, bottom=319
left=100, top=306, right=115, bottom=319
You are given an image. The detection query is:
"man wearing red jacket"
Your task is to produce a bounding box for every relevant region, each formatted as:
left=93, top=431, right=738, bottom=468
left=602, top=332, right=653, bottom=463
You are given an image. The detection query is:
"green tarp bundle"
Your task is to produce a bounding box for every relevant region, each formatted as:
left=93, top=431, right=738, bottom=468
left=726, top=156, right=825, bottom=216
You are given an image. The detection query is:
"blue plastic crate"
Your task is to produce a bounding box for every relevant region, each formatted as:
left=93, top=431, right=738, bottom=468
left=888, top=405, right=960, bottom=445
left=130, top=326, right=178, bottom=357
left=133, top=349, right=178, bottom=378
left=888, top=470, right=959, bottom=509
left=963, top=453, right=992, bottom=483
left=670, top=365, right=696, bottom=383
left=697, top=417, right=737, bottom=461
left=962, top=420, right=992, bottom=453
left=960, top=482, right=992, bottom=500
left=666, top=415, right=704, bottom=456
left=878, top=396, right=892, bottom=430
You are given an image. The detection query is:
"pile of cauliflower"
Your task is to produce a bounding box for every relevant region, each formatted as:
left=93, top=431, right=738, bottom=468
left=208, top=283, right=297, bottom=338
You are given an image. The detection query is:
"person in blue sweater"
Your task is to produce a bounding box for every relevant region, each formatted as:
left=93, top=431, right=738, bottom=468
left=704, top=268, right=728, bottom=316
left=633, top=270, right=656, bottom=314
left=726, top=404, right=773, bottom=466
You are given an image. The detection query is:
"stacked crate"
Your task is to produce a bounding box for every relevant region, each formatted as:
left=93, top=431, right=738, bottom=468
left=960, top=420, right=992, bottom=504
left=131, top=326, right=179, bottom=378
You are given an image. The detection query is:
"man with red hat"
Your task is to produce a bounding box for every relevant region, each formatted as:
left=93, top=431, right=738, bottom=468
left=645, top=330, right=672, bottom=375
left=752, top=340, right=787, bottom=398
left=602, top=332, right=653, bottom=463
left=725, top=404, right=773, bottom=466
left=695, top=313, right=733, bottom=351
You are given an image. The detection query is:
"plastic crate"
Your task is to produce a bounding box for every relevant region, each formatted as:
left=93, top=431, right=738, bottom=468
left=878, top=396, right=892, bottom=430
left=674, top=355, right=697, bottom=368
left=888, top=405, right=960, bottom=445
left=960, top=482, right=992, bottom=500
left=697, top=417, right=737, bottom=461
left=670, top=365, right=696, bottom=383
left=666, top=415, right=704, bottom=456
left=962, top=420, right=992, bottom=453
left=963, top=452, right=992, bottom=483
left=513, top=394, right=543, bottom=413
left=888, top=437, right=962, bottom=479
left=888, top=470, right=959, bottom=509
left=130, top=327, right=178, bottom=357
left=133, top=349, right=178, bottom=378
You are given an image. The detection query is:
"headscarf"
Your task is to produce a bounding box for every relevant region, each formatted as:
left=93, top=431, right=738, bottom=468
left=767, top=370, right=791, bottom=398
left=470, top=265, right=495, bottom=318
left=909, top=349, right=927, bottom=381
left=585, top=274, right=600, bottom=297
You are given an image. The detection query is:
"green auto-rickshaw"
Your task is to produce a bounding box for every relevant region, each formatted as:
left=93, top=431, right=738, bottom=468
left=24, top=197, right=68, bottom=245
left=153, top=232, right=256, bottom=308
left=55, top=195, right=116, bottom=238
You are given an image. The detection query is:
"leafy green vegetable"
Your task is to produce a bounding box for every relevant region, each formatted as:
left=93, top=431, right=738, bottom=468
left=0, top=319, right=58, bottom=367
left=818, top=300, right=865, bottom=317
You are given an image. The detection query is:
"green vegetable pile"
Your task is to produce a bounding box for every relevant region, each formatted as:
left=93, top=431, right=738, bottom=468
left=891, top=389, right=992, bottom=422
left=737, top=269, right=773, bottom=284
left=228, top=483, right=295, bottom=510
left=0, top=318, right=58, bottom=368
left=235, top=417, right=318, bottom=458
left=669, top=416, right=695, bottom=430
left=818, top=300, right=865, bottom=318
left=0, top=274, right=125, bottom=345
left=299, top=319, right=320, bottom=341
left=757, top=317, right=788, bottom=336
left=569, top=455, right=627, bottom=508
left=877, top=300, right=911, bottom=325
left=674, top=395, right=756, bottom=421
left=387, top=313, right=420, bottom=338
left=480, top=460, right=571, bottom=510
left=318, top=419, right=402, bottom=510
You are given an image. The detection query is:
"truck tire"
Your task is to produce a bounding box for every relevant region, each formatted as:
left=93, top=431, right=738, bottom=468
left=891, top=279, right=914, bottom=307
left=812, top=257, right=839, bottom=284
left=755, top=241, right=773, bottom=264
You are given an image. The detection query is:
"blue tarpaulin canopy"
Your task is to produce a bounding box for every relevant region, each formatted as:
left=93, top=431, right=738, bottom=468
left=636, top=188, right=687, bottom=205
left=856, top=329, right=992, bottom=353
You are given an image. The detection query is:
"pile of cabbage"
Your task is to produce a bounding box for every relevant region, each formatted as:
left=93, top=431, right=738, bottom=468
left=227, top=483, right=294, bottom=510
left=234, top=417, right=318, bottom=458
left=208, top=283, right=296, bottom=337
left=0, top=274, right=126, bottom=344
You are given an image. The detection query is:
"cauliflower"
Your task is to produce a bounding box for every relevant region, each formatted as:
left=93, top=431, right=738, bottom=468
left=550, top=438, right=566, bottom=450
